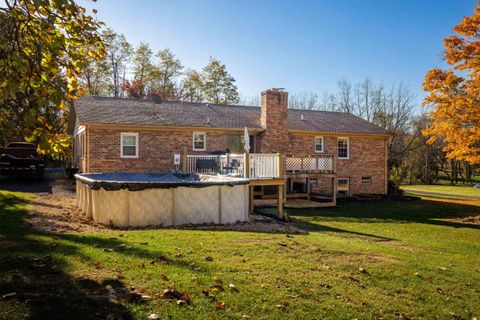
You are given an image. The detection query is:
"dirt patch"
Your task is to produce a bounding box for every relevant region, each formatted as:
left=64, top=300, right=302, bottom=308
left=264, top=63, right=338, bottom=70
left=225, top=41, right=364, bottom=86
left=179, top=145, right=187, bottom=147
left=187, top=214, right=307, bottom=234
left=27, top=193, right=110, bottom=234
left=448, top=215, right=480, bottom=225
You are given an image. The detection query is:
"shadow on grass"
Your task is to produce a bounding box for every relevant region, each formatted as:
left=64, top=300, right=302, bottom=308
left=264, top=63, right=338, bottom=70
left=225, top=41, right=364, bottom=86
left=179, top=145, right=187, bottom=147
left=0, top=192, right=194, bottom=320
left=284, top=198, right=480, bottom=232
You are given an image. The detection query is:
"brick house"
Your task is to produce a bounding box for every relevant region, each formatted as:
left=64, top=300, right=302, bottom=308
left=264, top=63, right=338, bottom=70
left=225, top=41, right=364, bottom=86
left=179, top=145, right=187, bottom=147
left=69, top=88, right=390, bottom=208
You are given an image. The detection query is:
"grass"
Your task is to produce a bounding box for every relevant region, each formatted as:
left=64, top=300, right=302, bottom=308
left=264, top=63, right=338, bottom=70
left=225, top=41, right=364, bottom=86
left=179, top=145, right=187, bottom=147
left=401, top=184, right=480, bottom=198
left=1, top=191, right=480, bottom=319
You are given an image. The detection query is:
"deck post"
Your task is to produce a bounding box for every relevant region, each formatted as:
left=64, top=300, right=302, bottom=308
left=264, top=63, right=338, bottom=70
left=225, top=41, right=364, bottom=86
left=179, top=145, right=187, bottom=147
left=249, top=186, right=254, bottom=213
left=332, top=176, right=337, bottom=206
left=182, top=146, right=188, bottom=172
left=306, top=177, right=311, bottom=200
left=277, top=183, right=285, bottom=220
left=244, top=153, right=250, bottom=178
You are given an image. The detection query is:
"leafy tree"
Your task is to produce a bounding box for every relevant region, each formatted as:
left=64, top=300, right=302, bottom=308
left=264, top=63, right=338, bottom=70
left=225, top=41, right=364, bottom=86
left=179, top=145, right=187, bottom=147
left=82, top=59, right=110, bottom=96
left=0, top=0, right=104, bottom=155
left=150, top=49, right=183, bottom=99
left=103, top=28, right=132, bottom=97
left=423, top=5, right=480, bottom=164
left=201, top=57, right=239, bottom=104
left=131, top=42, right=153, bottom=98
left=122, top=80, right=144, bottom=99
left=180, top=69, right=204, bottom=102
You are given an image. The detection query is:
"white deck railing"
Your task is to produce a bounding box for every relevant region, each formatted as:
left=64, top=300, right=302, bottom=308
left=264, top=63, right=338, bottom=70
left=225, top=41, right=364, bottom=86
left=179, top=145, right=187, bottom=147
left=186, top=153, right=280, bottom=179
left=248, top=153, right=280, bottom=179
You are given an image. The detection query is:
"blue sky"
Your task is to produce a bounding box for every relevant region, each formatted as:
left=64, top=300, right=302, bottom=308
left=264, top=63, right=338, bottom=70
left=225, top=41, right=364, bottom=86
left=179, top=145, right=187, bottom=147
left=81, top=0, right=475, bottom=106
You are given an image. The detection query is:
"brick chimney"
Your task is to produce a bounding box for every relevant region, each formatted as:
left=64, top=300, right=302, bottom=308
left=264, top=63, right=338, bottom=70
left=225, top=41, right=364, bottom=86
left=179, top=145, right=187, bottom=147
left=258, top=88, right=289, bottom=153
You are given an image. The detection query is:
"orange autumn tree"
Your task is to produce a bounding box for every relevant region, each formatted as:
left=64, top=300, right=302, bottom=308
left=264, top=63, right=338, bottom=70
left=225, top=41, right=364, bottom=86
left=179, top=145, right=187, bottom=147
left=423, top=6, right=480, bottom=164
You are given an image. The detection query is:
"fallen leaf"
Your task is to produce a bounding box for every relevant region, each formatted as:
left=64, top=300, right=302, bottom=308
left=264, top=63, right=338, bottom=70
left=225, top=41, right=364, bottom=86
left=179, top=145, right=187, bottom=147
left=213, top=301, right=227, bottom=309
left=160, top=274, right=169, bottom=280
left=202, top=289, right=215, bottom=298
left=180, top=293, right=191, bottom=303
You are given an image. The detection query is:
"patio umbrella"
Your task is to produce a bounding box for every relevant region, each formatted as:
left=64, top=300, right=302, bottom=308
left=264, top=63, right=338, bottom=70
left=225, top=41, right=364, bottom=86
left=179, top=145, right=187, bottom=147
left=243, top=127, right=250, bottom=153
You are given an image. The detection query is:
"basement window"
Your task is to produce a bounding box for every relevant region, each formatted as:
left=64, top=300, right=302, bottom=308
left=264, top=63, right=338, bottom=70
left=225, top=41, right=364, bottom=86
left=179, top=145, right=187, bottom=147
left=193, top=132, right=206, bottom=151
left=362, top=176, right=372, bottom=184
left=315, top=136, right=324, bottom=153
left=120, top=133, right=138, bottom=158
left=337, top=178, right=350, bottom=196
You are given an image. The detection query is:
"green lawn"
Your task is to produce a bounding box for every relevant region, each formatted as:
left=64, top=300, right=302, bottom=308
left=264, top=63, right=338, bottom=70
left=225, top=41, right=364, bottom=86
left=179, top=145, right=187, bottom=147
left=402, top=184, right=480, bottom=198
left=1, top=191, right=479, bottom=320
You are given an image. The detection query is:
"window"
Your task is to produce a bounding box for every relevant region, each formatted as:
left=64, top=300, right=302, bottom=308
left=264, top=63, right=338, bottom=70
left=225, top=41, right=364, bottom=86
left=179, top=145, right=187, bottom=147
left=120, top=133, right=138, bottom=158
left=337, top=178, right=350, bottom=196
left=362, top=176, right=371, bottom=184
left=314, top=136, right=324, bottom=153
left=337, top=137, right=349, bottom=159
left=193, top=132, right=206, bottom=151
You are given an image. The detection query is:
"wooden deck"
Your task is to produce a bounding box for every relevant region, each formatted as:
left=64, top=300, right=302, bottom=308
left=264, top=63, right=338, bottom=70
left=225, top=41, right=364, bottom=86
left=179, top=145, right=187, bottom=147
left=254, top=198, right=336, bottom=208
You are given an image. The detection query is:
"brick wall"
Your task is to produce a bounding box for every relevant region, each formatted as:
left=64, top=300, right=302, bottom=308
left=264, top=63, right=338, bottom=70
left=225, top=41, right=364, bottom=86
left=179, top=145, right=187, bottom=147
left=288, top=133, right=388, bottom=195
left=86, top=127, right=229, bottom=173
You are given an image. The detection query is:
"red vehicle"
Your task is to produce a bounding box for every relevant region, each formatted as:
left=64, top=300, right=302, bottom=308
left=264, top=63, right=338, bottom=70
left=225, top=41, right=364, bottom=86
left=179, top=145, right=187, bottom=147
left=0, top=142, right=45, bottom=180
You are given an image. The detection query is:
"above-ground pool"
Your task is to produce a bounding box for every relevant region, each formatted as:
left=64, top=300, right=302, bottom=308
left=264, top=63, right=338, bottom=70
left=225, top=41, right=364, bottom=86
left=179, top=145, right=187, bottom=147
left=75, top=173, right=249, bottom=227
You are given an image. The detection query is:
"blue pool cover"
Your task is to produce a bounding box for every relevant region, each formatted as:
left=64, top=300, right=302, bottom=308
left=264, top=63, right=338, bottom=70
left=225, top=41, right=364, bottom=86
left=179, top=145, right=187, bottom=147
left=75, top=172, right=249, bottom=191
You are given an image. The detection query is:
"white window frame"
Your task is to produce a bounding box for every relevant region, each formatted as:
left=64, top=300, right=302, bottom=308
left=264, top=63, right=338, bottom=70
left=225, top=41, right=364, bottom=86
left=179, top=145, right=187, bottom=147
left=193, top=132, right=206, bottom=151
left=120, top=132, right=139, bottom=159
left=337, top=137, right=350, bottom=160
left=337, top=178, right=350, bottom=195
left=314, top=136, right=324, bottom=153
left=362, top=176, right=372, bottom=184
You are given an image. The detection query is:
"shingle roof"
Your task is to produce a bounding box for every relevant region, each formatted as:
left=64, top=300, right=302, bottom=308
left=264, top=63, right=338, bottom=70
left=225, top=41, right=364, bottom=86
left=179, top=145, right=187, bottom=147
left=74, top=96, right=388, bottom=135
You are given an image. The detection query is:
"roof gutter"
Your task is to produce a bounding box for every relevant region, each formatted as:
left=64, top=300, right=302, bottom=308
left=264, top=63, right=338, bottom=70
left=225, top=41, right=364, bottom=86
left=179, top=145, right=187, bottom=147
left=81, top=122, right=265, bottom=134
left=288, top=129, right=391, bottom=139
